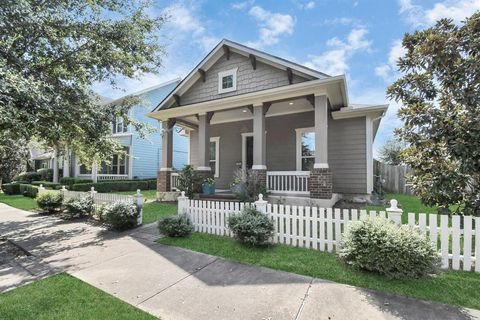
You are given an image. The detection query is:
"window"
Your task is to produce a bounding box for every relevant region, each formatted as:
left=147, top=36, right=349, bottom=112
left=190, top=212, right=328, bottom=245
left=296, top=128, right=315, bottom=171
left=100, top=146, right=129, bottom=175
left=218, top=68, right=237, bottom=94
left=210, top=137, right=220, bottom=177
left=112, top=117, right=128, bottom=134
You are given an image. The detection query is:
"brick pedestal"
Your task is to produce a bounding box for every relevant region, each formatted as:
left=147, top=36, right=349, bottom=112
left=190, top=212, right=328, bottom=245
left=309, top=168, right=332, bottom=199
left=157, top=170, right=171, bottom=192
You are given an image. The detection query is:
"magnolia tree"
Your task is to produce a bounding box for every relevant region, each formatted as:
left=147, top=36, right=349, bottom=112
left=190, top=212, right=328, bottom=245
left=388, top=13, right=480, bottom=215
left=0, top=0, right=165, bottom=165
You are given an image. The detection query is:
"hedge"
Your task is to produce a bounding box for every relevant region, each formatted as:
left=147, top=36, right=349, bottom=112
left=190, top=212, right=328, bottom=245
left=37, top=168, right=53, bottom=181
left=71, top=180, right=150, bottom=193
left=1, top=183, right=21, bottom=195
left=59, top=177, right=93, bottom=188
left=31, top=181, right=60, bottom=189
left=15, top=172, right=41, bottom=183
left=19, top=184, right=39, bottom=198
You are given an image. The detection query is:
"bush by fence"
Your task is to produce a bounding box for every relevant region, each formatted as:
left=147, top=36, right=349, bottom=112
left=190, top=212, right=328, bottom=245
left=71, top=180, right=150, bottom=193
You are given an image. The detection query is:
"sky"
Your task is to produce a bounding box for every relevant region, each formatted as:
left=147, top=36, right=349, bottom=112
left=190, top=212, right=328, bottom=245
left=93, top=0, right=480, bottom=157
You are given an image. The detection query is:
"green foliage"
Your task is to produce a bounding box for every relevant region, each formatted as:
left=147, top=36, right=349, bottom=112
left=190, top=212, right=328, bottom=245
left=31, top=181, right=60, bottom=189
left=72, top=181, right=149, bottom=192
left=387, top=13, right=480, bottom=215
left=1, top=183, right=21, bottom=195
left=338, top=217, right=440, bottom=279
left=378, top=138, right=406, bottom=166
left=0, top=1, right=166, bottom=165
left=0, top=131, right=28, bottom=184
left=64, top=195, right=95, bottom=218
left=102, top=201, right=139, bottom=230
left=36, top=191, right=63, bottom=214
left=230, top=169, right=267, bottom=201
left=177, top=165, right=202, bottom=198
left=15, top=172, right=41, bottom=183
left=19, top=184, right=38, bottom=198
left=158, top=215, right=193, bottom=237
left=227, top=207, right=274, bottom=247
left=59, top=177, right=93, bottom=188
left=36, top=168, right=53, bottom=182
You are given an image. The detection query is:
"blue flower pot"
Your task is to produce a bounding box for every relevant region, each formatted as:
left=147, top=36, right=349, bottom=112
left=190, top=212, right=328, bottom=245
left=202, top=183, right=215, bottom=195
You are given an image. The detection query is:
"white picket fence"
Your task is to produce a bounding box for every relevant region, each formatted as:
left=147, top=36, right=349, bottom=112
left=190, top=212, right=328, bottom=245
left=177, top=193, right=480, bottom=273
left=38, top=185, right=143, bottom=224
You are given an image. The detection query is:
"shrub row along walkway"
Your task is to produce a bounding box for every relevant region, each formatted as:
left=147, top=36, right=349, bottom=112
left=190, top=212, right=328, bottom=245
left=0, top=203, right=479, bottom=320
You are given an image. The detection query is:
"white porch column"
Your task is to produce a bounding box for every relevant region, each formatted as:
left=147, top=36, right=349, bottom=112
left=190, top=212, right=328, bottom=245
left=161, top=119, right=174, bottom=170
left=62, top=149, right=70, bottom=178
left=91, top=160, right=98, bottom=183
left=314, top=94, right=329, bottom=168
left=52, top=149, right=59, bottom=183
left=197, top=113, right=212, bottom=171
left=252, top=104, right=266, bottom=170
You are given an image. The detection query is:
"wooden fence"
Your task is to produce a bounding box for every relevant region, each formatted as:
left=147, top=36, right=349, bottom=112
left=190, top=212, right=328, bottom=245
left=177, top=193, right=479, bottom=273
left=373, top=159, right=413, bottom=195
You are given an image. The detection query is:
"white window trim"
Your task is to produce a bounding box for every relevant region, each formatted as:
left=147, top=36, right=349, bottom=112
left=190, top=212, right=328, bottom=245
left=241, top=132, right=253, bottom=171
left=218, top=68, right=238, bottom=94
left=366, top=115, right=373, bottom=194
left=210, top=137, right=220, bottom=178
left=295, top=127, right=315, bottom=171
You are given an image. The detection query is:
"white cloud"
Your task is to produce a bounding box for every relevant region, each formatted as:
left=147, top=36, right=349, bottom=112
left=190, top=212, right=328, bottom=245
left=163, top=4, right=219, bottom=51
left=398, top=0, right=480, bottom=26
left=304, top=1, right=316, bottom=9
left=231, top=0, right=255, bottom=10
left=246, top=6, right=295, bottom=48
left=305, top=27, right=372, bottom=75
left=375, top=39, right=406, bottom=82
left=323, top=17, right=362, bottom=26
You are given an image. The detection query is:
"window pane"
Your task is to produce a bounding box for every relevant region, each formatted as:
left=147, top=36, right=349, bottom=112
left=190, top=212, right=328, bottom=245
left=79, top=164, right=91, bottom=174
left=222, top=75, right=233, bottom=89
left=209, top=160, right=216, bottom=175
left=210, top=141, right=216, bottom=160
left=112, top=120, right=117, bottom=134
left=301, top=157, right=315, bottom=171
left=301, top=132, right=315, bottom=157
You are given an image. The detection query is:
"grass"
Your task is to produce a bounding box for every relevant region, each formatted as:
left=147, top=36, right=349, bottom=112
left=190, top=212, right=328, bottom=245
left=142, top=202, right=177, bottom=224
left=160, top=233, right=480, bottom=310
left=0, top=193, right=38, bottom=211
left=0, top=273, right=156, bottom=320
left=114, top=189, right=157, bottom=202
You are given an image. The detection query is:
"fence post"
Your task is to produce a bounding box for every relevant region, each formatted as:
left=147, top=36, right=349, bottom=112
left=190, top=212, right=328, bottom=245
left=177, top=191, right=189, bottom=215
left=60, top=185, right=67, bottom=200
left=386, top=199, right=403, bottom=224
left=136, top=189, right=143, bottom=225
left=90, top=186, right=97, bottom=198
left=255, top=194, right=268, bottom=214
left=38, top=184, right=46, bottom=194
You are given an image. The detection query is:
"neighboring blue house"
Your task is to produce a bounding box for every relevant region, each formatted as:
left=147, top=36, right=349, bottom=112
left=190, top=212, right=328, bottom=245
left=72, top=79, right=189, bottom=181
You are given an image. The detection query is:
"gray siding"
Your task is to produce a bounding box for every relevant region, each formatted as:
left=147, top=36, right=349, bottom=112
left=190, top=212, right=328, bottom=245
left=181, top=52, right=308, bottom=105
left=189, top=112, right=368, bottom=194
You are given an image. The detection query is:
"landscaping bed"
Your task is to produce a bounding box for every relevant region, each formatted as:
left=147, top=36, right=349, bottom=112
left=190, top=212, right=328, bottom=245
left=159, top=232, right=480, bottom=310
left=0, top=273, right=156, bottom=320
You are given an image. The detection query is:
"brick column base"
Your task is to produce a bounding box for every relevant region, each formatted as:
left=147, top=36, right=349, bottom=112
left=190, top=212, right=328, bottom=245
left=251, top=169, right=267, bottom=196
left=157, top=170, right=171, bottom=192
left=309, top=168, right=333, bottom=199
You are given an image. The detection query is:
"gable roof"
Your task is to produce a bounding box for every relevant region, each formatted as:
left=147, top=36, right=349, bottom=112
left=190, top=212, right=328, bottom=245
left=153, top=39, right=331, bottom=112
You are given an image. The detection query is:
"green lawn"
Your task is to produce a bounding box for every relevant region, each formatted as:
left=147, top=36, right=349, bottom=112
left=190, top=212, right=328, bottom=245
left=0, top=193, right=38, bottom=211
left=0, top=273, right=156, bottom=320
left=160, top=233, right=480, bottom=310
left=142, top=202, right=177, bottom=224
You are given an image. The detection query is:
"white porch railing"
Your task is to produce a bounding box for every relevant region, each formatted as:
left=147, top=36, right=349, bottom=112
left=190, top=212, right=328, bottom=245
left=77, top=174, right=129, bottom=181
left=171, top=172, right=180, bottom=191
left=267, top=171, right=310, bottom=195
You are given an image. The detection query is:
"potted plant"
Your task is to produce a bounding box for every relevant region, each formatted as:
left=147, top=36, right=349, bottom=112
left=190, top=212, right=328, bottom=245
left=202, top=177, right=216, bottom=195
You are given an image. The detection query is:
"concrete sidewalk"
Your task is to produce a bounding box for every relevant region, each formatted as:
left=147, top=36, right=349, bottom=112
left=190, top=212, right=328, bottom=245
left=0, top=202, right=479, bottom=320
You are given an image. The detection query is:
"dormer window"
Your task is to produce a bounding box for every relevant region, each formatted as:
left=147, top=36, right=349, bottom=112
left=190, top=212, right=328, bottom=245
left=218, top=68, right=237, bottom=94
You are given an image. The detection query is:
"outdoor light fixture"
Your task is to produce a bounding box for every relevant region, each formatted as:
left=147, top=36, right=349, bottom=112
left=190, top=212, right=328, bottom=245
left=289, top=102, right=294, bottom=105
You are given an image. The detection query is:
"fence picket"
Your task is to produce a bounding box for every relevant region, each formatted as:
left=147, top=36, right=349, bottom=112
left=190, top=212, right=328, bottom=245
left=418, top=214, right=426, bottom=233
left=319, top=208, right=325, bottom=251
left=464, top=215, right=472, bottom=271
left=312, top=207, right=318, bottom=250
left=408, top=212, right=415, bottom=226
left=452, top=215, right=461, bottom=270
left=334, top=209, right=341, bottom=249
left=305, top=206, right=311, bottom=248
left=326, top=208, right=333, bottom=252
left=429, top=214, right=438, bottom=247
left=476, top=217, right=480, bottom=272
left=440, top=215, right=449, bottom=269
left=285, top=205, right=291, bottom=246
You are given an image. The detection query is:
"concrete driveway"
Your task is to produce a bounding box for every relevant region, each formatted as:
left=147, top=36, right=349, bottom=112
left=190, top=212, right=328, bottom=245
left=0, top=202, right=479, bottom=320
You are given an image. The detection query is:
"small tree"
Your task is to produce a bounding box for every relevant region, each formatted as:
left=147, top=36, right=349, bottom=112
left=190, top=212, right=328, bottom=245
left=387, top=13, right=480, bottom=215
left=378, top=138, right=406, bottom=166
left=0, top=131, right=28, bottom=185
left=177, top=165, right=202, bottom=198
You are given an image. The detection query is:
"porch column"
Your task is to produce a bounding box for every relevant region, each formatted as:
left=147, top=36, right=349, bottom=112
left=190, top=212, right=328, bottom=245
left=252, top=103, right=267, bottom=188
left=157, top=119, right=175, bottom=193
left=62, top=149, right=70, bottom=178
left=196, top=113, right=213, bottom=181
left=91, top=160, right=98, bottom=183
left=52, top=149, right=59, bottom=183
left=310, top=94, right=332, bottom=199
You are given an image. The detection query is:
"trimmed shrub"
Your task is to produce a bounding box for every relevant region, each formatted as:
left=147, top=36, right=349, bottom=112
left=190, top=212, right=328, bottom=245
left=19, top=184, right=39, bottom=198
left=15, top=172, right=41, bottom=183
left=31, top=181, right=60, bottom=189
left=228, top=208, right=274, bottom=247
left=147, top=179, right=157, bottom=190
left=64, top=195, right=95, bottom=218
left=59, top=177, right=93, bottom=188
left=1, top=183, right=21, bottom=195
left=102, top=201, right=139, bottom=230
left=37, top=168, right=53, bottom=181
left=177, top=165, right=202, bottom=198
left=71, top=181, right=149, bottom=193
left=158, top=215, right=193, bottom=237
left=338, top=217, right=440, bottom=279
left=36, top=191, right=63, bottom=214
